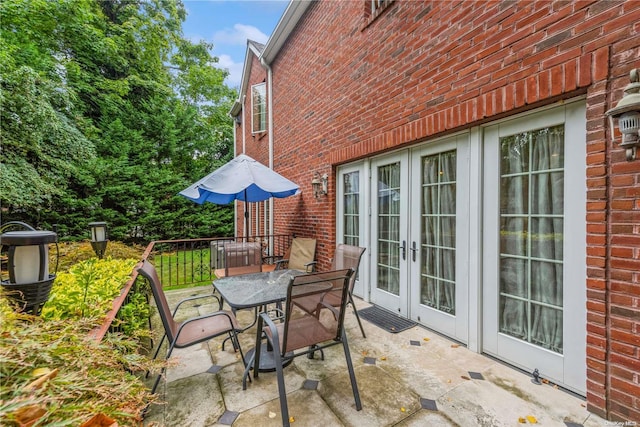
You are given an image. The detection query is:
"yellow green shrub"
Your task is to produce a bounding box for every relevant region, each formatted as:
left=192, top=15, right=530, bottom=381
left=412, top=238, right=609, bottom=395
left=42, top=257, right=138, bottom=321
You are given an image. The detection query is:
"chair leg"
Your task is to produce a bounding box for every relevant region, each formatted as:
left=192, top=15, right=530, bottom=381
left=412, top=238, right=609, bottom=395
left=242, top=350, right=255, bottom=390
left=230, top=330, right=245, bottom=361
left=151, top=341, right=176, bottom=395
left=341, top=331, right=362, bottom=411
left=269, top=335, right=290, bottom=427
left=145, top=334, right=167, bottom=379
left=349, top=293, right=366, bottom=338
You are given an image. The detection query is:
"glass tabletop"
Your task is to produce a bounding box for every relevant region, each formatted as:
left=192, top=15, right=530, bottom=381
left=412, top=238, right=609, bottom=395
left=213, top=269, right=304, bottom=309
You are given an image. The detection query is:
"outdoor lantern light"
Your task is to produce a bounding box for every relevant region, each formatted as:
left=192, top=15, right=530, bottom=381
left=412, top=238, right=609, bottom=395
left=605, top=68, right=640, bottom=161
left=311, top=172, right=328, bottom=198
left=89, top=221, right=108, bottom=259
left=0, top=228, right=58, bottom=314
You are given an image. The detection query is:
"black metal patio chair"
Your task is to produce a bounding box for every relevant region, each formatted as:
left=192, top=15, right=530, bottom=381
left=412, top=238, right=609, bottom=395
left=137, top=259, right=244, bottom=394
left=247, top=268, right=362, bottom=427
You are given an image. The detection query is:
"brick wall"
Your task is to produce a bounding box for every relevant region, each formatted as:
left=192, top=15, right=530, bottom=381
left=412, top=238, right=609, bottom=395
left=236, top=56, right=270, bottom=236
left=237, top=0, right=640, bottom=419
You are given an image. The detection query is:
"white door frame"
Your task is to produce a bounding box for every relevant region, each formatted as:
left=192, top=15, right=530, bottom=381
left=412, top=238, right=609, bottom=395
left=369, top=152, right=410, bottom=315
left=336, top=161, right=369, bottom=299
left=481, top=101, right=586, bottom=394
left=409, top=134, right=470, bottom=343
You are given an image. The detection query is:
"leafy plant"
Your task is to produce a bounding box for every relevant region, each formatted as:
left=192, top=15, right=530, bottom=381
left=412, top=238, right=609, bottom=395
left=116, top=286, right=151, bottom=336
left=41, top=257, right=138, bottom=320
left=55, top=240, right=143, bottom=272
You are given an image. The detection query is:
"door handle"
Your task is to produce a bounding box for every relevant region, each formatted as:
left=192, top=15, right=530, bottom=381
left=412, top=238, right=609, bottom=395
left=410, top=241, right=418, bottom=262
left=401, top=240, right=406, bottom=260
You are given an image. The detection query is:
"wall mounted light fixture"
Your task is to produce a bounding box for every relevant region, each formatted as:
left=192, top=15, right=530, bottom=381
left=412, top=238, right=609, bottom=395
left=605, top=68, right=640, bottom=161
left=311, top=172, right=328, bottom=198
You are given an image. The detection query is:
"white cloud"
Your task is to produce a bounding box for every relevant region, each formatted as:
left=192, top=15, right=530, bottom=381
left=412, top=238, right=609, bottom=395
left=213, top=24, right=269, bottom=46
left=211, top=24, right=268, bottom=89
left=216, top=54, right=244, bottom=89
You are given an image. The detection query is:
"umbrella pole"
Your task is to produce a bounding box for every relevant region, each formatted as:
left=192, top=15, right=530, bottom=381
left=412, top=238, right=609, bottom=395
left=244, top=189, right=249, bottom=237
left=244, top=208, right=249, bottom=238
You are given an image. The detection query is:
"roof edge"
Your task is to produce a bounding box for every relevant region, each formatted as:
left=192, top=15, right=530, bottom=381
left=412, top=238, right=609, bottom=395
left=261, top=0, right=313, bottom=64
left=230, top=40, right=267, bottom=116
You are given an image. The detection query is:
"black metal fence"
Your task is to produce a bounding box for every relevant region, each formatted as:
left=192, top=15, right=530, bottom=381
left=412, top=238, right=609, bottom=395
left=91, top=234, right=293, bottom=341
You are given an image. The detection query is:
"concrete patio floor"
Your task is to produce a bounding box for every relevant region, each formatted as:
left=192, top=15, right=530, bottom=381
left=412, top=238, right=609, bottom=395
left=143, top=286, right=607, bottom=427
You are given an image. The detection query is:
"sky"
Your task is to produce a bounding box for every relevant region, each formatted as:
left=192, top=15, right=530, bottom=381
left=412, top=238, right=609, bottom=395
left=181, top=0, right=290, bottom=89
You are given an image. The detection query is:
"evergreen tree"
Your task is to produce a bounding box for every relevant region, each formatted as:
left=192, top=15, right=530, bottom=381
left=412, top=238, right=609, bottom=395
left=1, top=0, right=235, bottom=241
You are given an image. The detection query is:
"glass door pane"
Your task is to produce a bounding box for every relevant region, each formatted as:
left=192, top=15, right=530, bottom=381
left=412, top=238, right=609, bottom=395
left=377, top=162, right=401, bottom=296
left=343, top=171, right=360, bottom=246
left=420, top=150, right=457, bottom=314
left=499, top=125, right=565, bottom=354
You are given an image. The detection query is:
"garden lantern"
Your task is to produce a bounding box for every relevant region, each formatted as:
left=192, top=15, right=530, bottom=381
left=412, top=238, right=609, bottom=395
left=89, top=221, right=108, bottom=259
left=0, top=229, right=58, bottom=314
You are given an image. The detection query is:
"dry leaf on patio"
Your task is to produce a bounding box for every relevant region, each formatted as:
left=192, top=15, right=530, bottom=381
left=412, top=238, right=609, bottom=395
left=423, top=337, right=430, bottom=342
left=400, top=407, right=406, bottom=412
left=451, top=344, right=460, bottom=348
left=461, top=375, right=470, bottom=380
left=268, top=412, right=277, bottom=419
left=361, top=351, right=368, bottom=356
left=526, top=415, right=537, bottom=424
left=380, top=356, right=387, bottom=361
left=289, top=416, right=295, bottom=423
left=79, top=413, right=118, bottom=427
left=13, top=404, right=47, bottom=427
left=31, top=367, right=52, bottom=377
left=518, top=417, right=527, bottom=423
left=447, top=379, right=451, bottom=383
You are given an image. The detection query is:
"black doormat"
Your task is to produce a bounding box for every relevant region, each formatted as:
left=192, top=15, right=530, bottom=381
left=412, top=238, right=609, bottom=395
left=358, top=306, right=417, bottom=333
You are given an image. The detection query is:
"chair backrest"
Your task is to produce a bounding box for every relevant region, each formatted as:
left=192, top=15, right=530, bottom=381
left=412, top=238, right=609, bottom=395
left=137, top=260, right=178, bottom=342
left=331, top=244, right=366, bottom=293
left=287, top=237, right=316, bottom=271
left=281, top=268, right=353, bottom=354
left=224, top=242, right=262, bottom=276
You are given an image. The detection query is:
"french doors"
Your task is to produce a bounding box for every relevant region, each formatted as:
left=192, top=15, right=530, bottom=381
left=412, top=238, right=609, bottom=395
left=482, top=102, right=586, bottom=394
left=369, top=135, right=469, bottom=342
left=337, top=102, right=586, bottom=394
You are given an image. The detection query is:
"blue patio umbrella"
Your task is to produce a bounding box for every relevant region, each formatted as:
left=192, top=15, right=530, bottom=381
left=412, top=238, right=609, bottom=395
left=179, top=154, right=300, bottom=232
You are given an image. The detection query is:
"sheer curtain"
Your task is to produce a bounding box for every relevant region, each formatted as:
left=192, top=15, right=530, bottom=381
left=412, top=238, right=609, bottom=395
left=421, top=151, right=456, bottom=314
left=378, top=163, right=400, bottom=295
left=343, top=172, right=360, bottom=246
left=499, top=126, right=564, bottom=353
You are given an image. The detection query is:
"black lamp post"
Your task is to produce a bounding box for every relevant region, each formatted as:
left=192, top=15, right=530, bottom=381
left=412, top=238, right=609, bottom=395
left=0, top=228, right=58, bottom=315
left=89, top=222, right=108, bottom=259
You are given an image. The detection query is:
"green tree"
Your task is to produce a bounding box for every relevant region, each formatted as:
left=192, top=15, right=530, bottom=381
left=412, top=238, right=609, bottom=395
left=1, top=0, right=235, bottom=241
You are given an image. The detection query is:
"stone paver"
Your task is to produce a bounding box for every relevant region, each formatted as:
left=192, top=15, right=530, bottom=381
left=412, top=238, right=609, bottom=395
left=143, top=286, right=607, bottom=427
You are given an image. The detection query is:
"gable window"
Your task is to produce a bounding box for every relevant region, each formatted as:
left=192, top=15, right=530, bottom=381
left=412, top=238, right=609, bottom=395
left=251, top=83, right=266, bottom=133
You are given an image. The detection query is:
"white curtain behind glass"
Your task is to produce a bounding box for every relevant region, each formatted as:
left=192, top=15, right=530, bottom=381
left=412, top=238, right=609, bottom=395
left=499, top=125, right=564, bottom=354
left=343, top=172, right=360, bottom=246
left=421, top=151, right=456, bottom=314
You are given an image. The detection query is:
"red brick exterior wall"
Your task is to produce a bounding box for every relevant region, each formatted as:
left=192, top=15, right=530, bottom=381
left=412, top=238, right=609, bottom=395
left=236, top=55, right=270, bottom=236
left=236, top=1, right=640, bottom=420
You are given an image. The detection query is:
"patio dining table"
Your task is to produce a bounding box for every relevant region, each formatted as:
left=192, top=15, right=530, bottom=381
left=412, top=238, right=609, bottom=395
left=213, top=269, right=304, bottom=373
